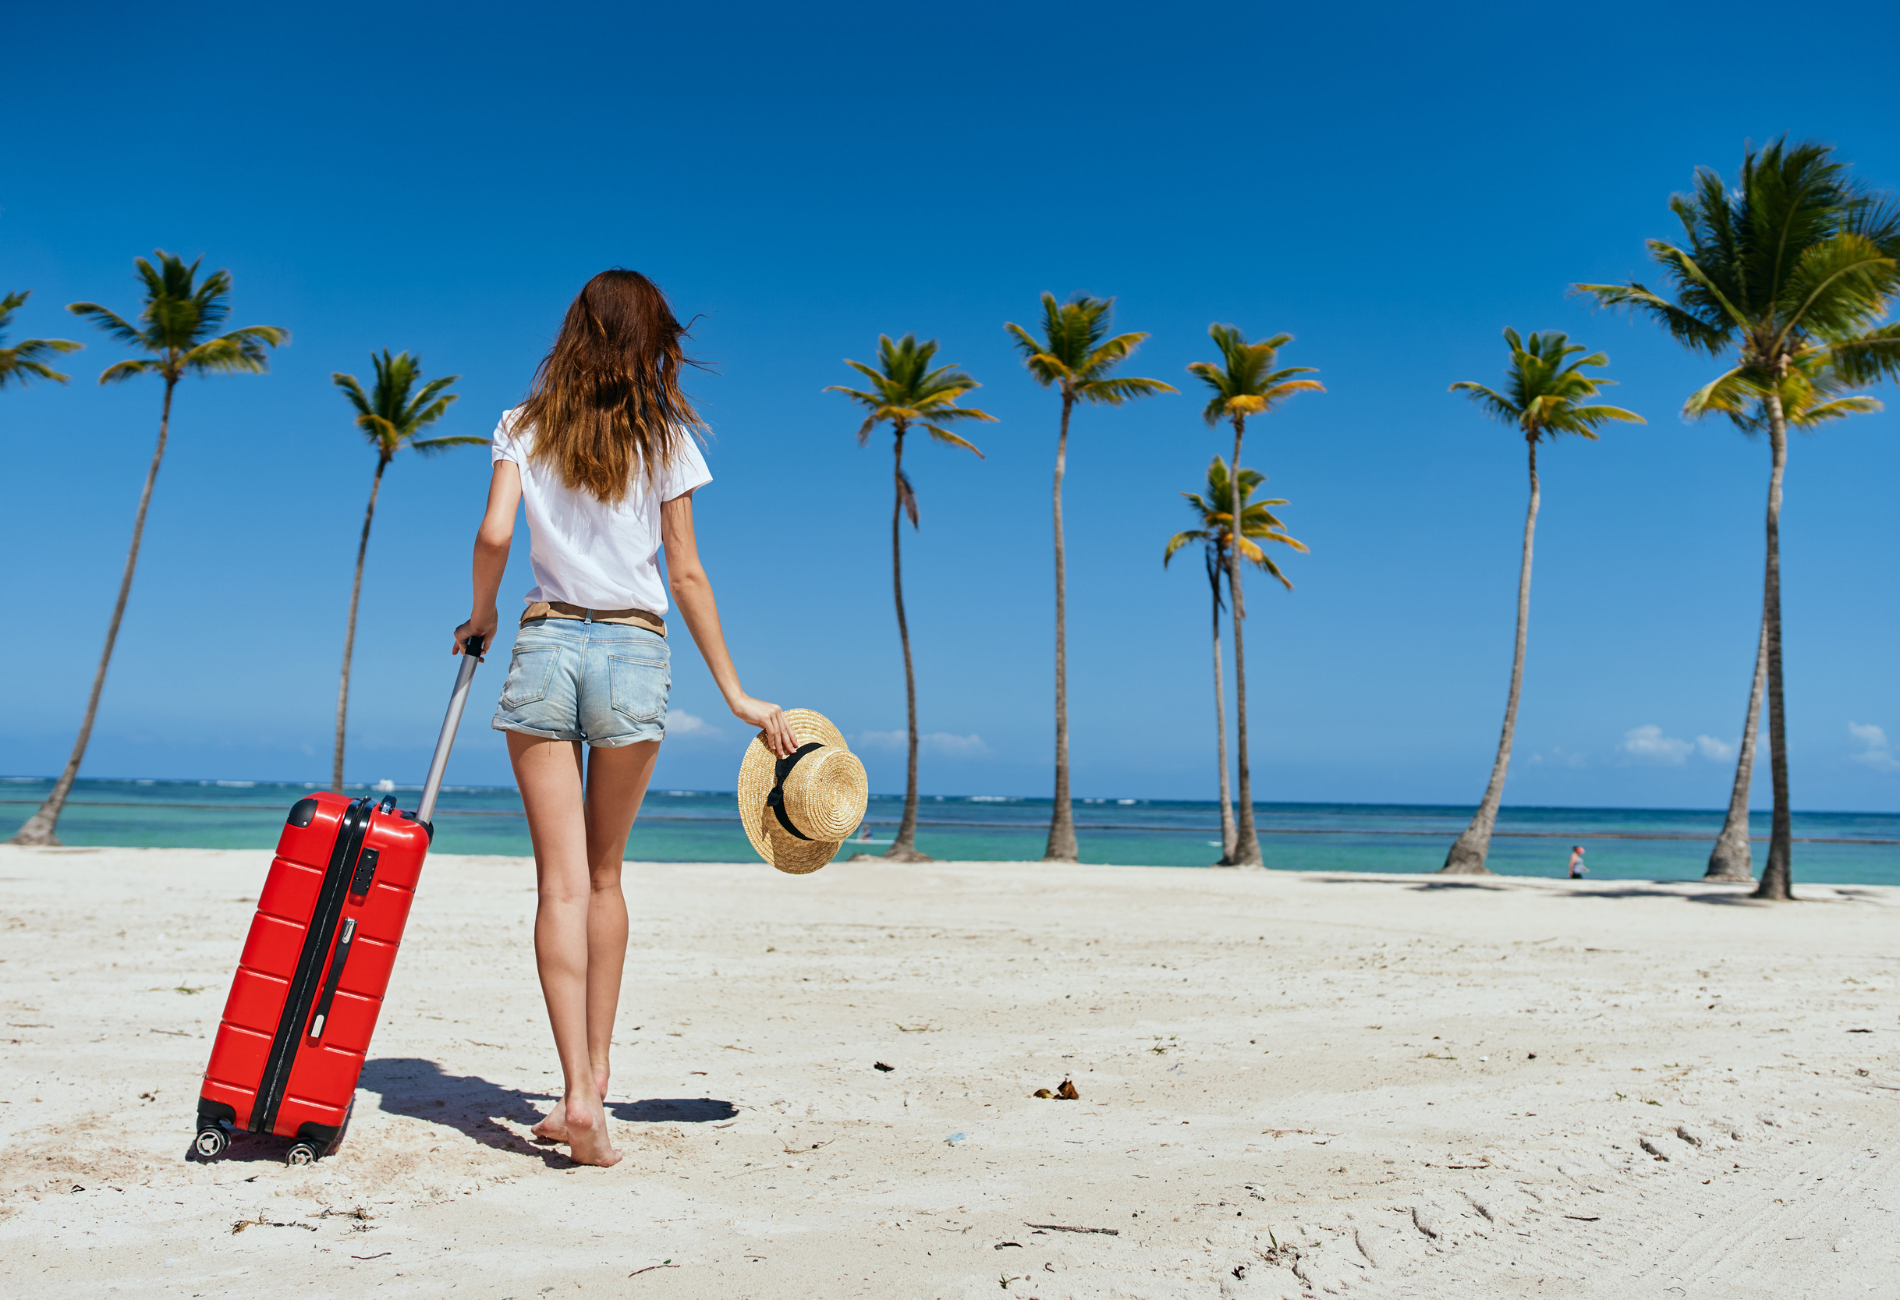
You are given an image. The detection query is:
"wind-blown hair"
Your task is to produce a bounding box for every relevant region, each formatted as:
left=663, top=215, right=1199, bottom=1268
left=515, top=269, right=701, bottom=504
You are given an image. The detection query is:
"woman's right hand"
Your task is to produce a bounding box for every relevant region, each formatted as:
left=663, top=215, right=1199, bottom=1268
left=454, top=609, right=498, bottom=661
left=730, top=694, right=797, bottom=757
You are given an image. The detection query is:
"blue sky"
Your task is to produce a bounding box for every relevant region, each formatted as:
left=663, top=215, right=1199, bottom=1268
left=4, top=0, right=1898, bottom=811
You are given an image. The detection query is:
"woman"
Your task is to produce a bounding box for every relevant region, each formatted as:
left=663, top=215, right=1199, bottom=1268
left=454, top=269, right=796, bottom=1167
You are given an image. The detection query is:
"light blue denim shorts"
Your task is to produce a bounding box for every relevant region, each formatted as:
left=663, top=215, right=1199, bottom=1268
left=491, top=618, right=670, bottom=748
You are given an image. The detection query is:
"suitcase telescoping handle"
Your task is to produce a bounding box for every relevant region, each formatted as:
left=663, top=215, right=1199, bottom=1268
left=415, top=634, right=485, bottom=827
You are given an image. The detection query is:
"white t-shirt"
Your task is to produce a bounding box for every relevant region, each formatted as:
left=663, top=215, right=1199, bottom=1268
left=492, top=408, right=711, bottom=614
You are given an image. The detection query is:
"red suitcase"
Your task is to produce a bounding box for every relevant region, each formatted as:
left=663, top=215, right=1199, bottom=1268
left=193, top=637, right=484, bottom=1163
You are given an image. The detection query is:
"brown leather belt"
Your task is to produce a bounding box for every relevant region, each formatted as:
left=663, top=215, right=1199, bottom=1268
left=520, top=601, right=666, bottom=637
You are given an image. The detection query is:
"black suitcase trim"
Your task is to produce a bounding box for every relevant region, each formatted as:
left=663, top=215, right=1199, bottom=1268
left=252, top=796, right=373, bottom=1133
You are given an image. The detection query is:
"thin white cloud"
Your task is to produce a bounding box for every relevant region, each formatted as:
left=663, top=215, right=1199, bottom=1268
left=1848, top=721, right=1900, bottom=772
left=857, top=729, right=988, bottom=756
left=1695, top=735, right=1735, bottom=762
left=1618, top=724, right=1692, bottom=765
left=1525, top=746, right=1587, bottom=769
left=667, top=710, right=719, bottom=738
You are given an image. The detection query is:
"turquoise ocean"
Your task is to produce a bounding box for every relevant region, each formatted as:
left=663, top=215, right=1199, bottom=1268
left=5, top=777, right=1898, bottom=885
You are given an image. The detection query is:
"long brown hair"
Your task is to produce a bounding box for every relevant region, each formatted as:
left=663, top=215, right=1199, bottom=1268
left=515, top=269, right=701, bottom=504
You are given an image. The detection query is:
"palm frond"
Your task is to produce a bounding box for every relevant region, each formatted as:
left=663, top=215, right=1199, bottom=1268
left=1079, top=330, right=1149, bottom=377
left=896, top=467, right=919, bottom=528
left=1573, top=280, right=1730, bottom=354
left=67, top=301, right=146, bottom=347
left=183, top=332, right=277, bottom=375
left=1163, top=529, right=1206, bottom=566
left=1448, top=381, right=1518, bottom=423
left=333, top=372, right=374, bottom=418
left=1075, top=375, right=1179, bottom=405
left=1799, top=395, right=1883, bottom=424
left=1681, top=366, right=1752, bottom=423
left=11, top=336, right=84, bottom=358
left=1829, top=323, right=1900, bottom=385
left=98, top=358, right=160, bottom=384
left=922, top=425, right=986, bottom=457
left=1775, top=231, right=1899, bottom=348
left=408, top=435, right=488, bottom=456
left=0, top=291, right=84, bottom=387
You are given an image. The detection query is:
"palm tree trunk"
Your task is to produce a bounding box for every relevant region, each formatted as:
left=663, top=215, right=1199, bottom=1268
left=1227, top=419, right=1263, bottom=867
left=12, top=378, right=178, bottom=846
left=1210, top=555, right=1236, bottom=864
left=886, top=426, right=929, bottom=863
left=1441, top=437, right=1539, bottom=874
left=1705, top=615, right=1766, bottom=881
left=1044, top=393, right=1079, bottom=862
left=1752, top=392, right=1794, bottom=901
left=333, top=457, right=388, bottom=793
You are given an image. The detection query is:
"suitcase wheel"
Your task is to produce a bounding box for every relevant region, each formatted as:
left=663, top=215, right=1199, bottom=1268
left=286, top=1141, right=322, bottom=1166
left=193, top=1127, right=229, bottom=1158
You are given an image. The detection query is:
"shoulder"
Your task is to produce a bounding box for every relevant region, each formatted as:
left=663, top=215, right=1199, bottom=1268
left=658, top=429, right=712, bottom=501
left=493, top=408, right=534, bottom=460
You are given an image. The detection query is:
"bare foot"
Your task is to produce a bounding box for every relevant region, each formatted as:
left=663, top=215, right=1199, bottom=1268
left=531, top=1065, right=609, bottom=1143
left=562, top=1095, right=620, bottom=1167
left=531, top=1108, right=568, bottom=1142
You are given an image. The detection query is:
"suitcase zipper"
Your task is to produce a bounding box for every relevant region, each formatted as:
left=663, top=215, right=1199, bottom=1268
left=253, top=797, right=372, bottom=1133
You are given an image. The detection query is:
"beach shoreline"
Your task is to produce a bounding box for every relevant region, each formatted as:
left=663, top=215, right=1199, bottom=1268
left=3, top=845, right=1895, bottom=1297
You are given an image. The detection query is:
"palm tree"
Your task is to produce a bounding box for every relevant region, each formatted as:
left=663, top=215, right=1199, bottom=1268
left=331, top=351, right=477, bottom=793
left=1165, top=456, right=1307, bottom=864
left=1186, top=326, right=1322, bottom=867
left=1578, top=138, right=1900, bottom=900
left=1007, top=294, right=1176, bottom=862
left=1686, top=358, right=1881, bottom=881
left=0, top=291, right=81, bottom=388
left=826, top=334, right=993, bottom=861
left=10, top=252, right=286, bottom=846
left=1439, top=329, right=1642, bottom=875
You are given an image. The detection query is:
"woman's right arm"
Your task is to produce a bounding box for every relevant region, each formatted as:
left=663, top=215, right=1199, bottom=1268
left=453, top=461, right=522, bottom=660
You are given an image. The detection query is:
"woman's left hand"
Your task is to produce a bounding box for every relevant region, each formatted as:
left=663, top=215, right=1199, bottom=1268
left=730, top=694, right=796, bottom=757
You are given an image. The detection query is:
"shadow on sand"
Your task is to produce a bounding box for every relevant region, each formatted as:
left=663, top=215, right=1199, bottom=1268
left=187, top=1059, right=740, bottom=1167
left=1381, top=876, right=1772, bottom=905
left=361, top=1058, right=739, bottom=1158
left=358, top=1056, right=568, bottom=1163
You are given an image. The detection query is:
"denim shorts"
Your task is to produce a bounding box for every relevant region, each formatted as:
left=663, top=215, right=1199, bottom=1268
left=491, top=618, right=671, bottom=748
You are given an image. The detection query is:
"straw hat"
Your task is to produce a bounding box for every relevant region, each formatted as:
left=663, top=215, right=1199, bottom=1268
left=736, top=709, right=868, bottom=874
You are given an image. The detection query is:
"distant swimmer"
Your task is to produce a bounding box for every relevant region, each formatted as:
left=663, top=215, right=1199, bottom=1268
left=1567, top=845, right=1589, bottom=879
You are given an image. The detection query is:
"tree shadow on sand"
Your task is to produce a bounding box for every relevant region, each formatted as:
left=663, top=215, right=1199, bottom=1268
left=1393, top=878, right=1769, bottom=905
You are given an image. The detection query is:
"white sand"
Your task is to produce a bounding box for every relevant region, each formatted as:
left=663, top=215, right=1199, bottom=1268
left=2, top=845, right=1896, bottom=1298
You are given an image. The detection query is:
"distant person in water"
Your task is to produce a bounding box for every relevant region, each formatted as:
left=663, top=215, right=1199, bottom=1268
left=1567, top=845, right=1588, bottom=879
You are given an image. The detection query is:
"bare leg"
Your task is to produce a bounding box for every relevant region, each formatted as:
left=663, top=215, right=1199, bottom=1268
left=582, top=740, right=659, bottom=1092
left=510, top=732, right=626, bottom=1166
